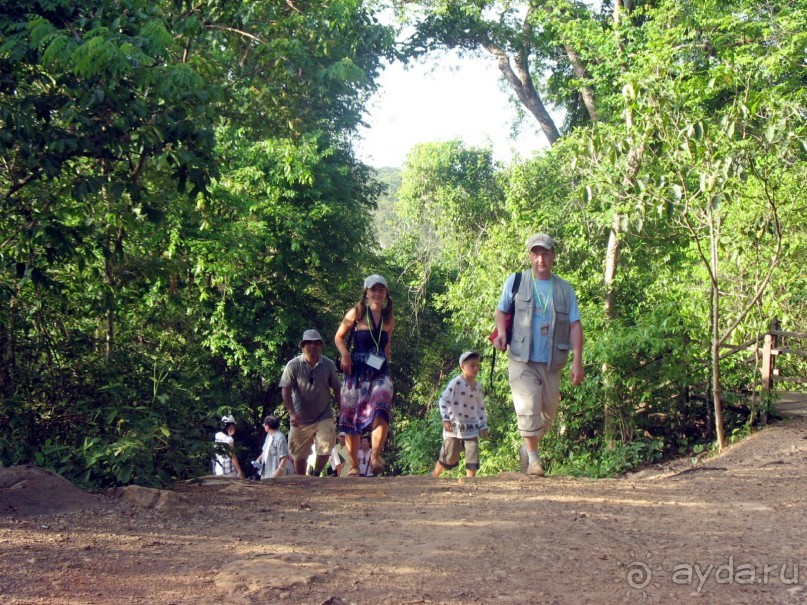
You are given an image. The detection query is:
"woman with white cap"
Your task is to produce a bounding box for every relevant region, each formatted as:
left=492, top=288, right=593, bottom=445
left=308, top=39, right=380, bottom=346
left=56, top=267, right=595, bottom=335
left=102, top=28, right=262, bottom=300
left=212, top=415, right=245, bottom=478
left=334, top=274, right=395, bottom=475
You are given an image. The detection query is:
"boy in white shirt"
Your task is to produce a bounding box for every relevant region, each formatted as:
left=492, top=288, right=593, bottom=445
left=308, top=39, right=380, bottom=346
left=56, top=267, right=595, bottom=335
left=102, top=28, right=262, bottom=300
left=432, top=351, right=488, bottom=478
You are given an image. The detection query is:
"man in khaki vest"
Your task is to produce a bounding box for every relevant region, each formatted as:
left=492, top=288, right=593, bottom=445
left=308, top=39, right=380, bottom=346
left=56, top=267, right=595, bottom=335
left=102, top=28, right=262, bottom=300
left=492, top=234, right=584, bottom=477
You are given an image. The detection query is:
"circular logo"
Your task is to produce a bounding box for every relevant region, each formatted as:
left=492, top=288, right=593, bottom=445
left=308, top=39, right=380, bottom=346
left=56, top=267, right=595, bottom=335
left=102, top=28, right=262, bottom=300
left=626, top=561, right=652, bottom=590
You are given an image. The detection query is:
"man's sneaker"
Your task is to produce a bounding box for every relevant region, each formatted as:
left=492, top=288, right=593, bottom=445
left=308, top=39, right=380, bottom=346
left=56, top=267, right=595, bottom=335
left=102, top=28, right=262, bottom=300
left=526, top=459, right=545, bottom=477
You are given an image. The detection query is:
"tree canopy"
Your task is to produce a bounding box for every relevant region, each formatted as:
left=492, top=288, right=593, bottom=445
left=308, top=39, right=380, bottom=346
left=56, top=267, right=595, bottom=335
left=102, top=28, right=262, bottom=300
left=1, top=0, right=395, bottom=485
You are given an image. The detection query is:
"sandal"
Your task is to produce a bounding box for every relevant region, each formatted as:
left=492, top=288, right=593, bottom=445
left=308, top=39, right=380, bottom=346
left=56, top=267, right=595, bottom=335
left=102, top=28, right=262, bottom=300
left=370, top=456, right=385, bottom=476
left=347, top=468, right=360, bottom=477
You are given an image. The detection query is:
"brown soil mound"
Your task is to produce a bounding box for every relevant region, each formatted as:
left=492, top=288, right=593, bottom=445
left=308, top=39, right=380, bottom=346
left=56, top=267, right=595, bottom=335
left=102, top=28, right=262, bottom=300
left=0, top=465, right=103, bottom=518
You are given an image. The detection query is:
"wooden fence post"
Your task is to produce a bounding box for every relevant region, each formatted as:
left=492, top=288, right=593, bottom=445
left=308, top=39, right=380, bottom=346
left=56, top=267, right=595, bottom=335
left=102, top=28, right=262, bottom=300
left=761, top=318, right=780, bottom=392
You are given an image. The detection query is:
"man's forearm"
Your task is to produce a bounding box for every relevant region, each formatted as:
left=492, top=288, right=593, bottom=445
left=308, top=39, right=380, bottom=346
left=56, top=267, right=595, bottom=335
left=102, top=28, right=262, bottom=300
left=281, top=387, right=295, bottom=416
left=494, top=309, right=508, bottom=333
left=570, top=321, right=584, bottom=361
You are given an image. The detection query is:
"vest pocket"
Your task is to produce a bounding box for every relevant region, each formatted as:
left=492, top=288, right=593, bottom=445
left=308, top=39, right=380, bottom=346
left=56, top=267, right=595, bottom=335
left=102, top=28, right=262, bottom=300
left=551, top=342, right=570, bottom=372
left=552, top=342, right=570, bottom=372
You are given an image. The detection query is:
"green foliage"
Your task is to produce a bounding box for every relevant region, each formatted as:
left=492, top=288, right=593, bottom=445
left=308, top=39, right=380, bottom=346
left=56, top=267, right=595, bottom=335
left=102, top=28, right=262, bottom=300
left=475, top=394, right=524, bottom=474
left=0, top=333, right=219, bottom=488
left=381, top=0, right=806, bottom=477
left=1, top=0, right=395, bottom=487
left=550, top=438, right=665, bottom=479
left=371, top=166, right=402, bottom=249
left=394, top=407, right=442, bottom=475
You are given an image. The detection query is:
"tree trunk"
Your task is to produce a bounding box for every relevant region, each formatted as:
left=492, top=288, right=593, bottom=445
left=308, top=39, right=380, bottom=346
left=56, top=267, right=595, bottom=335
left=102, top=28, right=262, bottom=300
left=603, top=216, right=620, bottom=318
left=0, top=296, right=15, bottom=390
left=484, top=8, right=561, bottom=145
left=709, top=207, right=726, bottom=450
left=600, top=0, right=639, bottom=446
left=602, top=214, right=621, bottom=446
left=487, top=45, right=561, bottom=145
left=103, top=223, right=124, bottom=364
left=562, top=43, right=598, bottom=123
left=105, top=253, right=115, bottom=364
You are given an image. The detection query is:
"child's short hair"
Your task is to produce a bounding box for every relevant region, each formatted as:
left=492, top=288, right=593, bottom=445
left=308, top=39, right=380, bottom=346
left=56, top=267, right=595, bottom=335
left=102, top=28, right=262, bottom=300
left=459, top=350, right=481, bottom=365
left=263, top=415, right=280, bottom=430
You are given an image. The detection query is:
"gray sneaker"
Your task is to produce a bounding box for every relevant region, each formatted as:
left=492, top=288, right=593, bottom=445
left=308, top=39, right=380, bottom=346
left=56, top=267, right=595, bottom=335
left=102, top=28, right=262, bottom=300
left=526, top=459, right=545, bottom=477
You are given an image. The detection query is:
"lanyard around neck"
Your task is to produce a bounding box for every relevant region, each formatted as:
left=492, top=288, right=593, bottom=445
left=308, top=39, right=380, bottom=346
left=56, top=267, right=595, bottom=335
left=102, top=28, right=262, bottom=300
left=531, top=274, right=553, bottom=315
left=366, top=306, right=383, bottom=353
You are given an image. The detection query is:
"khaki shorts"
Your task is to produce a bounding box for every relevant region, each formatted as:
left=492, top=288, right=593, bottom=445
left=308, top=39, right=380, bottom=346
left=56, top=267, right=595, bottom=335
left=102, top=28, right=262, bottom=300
left=288, top=418, right=337, bottom=460
left=438, top=436, right=480, bottom=471
left=508, top=359, right=561, bottom=438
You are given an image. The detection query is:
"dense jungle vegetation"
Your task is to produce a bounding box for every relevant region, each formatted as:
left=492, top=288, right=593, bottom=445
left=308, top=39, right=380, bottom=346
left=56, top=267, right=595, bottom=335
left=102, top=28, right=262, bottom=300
left=1, top=0, right=805, bottom=487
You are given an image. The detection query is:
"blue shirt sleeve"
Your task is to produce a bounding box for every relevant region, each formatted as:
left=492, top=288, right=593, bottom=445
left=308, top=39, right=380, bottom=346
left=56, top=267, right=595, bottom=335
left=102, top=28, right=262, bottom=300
left=569, top=287, right=581, bottom=324
left=496, top=273, right=517, bottom=313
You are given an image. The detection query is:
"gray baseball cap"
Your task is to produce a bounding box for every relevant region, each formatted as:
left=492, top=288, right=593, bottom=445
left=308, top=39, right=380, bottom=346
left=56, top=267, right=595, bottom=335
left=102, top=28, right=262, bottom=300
left=526, top=233, right=555, bottom=251
left=364, top=274, right=388, bottom=289
left=459, top=350, right=481, bottom=365
left=299, top=329, right=324, bottom=347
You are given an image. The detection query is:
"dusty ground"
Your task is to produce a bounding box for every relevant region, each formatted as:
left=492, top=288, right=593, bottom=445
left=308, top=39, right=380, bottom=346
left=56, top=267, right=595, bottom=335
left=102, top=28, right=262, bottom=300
left=1, top=417, right=806, bottom=605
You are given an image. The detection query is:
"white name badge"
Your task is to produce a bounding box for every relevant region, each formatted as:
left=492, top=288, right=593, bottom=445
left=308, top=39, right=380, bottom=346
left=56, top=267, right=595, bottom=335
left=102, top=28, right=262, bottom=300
left=366, top=352, right=385, bottom=370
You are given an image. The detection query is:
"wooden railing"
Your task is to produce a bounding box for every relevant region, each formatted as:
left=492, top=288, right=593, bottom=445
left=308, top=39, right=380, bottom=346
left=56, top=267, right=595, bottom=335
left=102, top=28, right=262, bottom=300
left=719, top=318, right=807, bottom=417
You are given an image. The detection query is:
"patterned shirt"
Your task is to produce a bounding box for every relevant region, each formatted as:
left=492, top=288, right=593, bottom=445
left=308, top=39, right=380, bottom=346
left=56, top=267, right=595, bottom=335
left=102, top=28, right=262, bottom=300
left=438, top=375, right=487, bottom=439
left=259, top=431, right=290, bottom=479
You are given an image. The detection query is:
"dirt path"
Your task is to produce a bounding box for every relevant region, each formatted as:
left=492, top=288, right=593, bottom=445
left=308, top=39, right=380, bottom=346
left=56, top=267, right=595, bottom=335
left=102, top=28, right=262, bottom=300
left=2, top=417, right=806, bottom=605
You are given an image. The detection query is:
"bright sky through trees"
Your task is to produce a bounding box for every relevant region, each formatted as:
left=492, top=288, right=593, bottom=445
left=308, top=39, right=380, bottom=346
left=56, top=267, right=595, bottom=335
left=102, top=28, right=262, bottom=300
left=355, top=52, right=550, bottom=168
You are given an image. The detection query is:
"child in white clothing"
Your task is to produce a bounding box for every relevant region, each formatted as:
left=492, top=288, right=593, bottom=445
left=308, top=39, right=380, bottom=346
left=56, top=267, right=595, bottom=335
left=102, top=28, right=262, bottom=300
left=213, top=415, right=245, bottom=479
left=432, top=351, right=488, bottom=478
